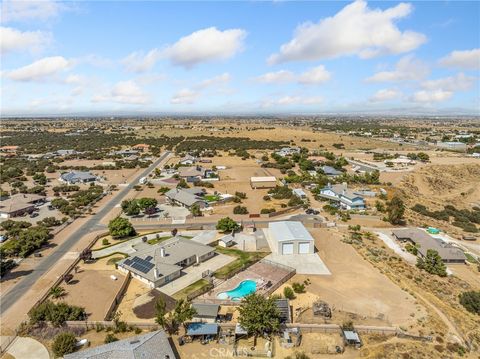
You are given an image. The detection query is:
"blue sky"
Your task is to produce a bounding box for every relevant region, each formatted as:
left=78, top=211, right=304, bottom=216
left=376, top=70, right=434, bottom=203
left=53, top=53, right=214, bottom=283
left=1, top=0, right=479, bottom=115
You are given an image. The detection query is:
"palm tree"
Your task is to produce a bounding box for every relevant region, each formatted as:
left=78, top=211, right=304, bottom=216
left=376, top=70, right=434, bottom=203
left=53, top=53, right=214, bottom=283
left=50, top=286, right=66, bottom=299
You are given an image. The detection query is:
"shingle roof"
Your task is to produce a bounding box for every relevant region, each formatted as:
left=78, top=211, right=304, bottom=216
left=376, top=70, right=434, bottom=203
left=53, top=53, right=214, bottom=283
left=322, top=166, right=342, bottom=176
left=60, top=171, right=97, bottom=182
left=392, top=228, right=466, bottom=262
left=165, top=188, right=206, bottom=207
left=269, top=221, right=314, bottom=242
left=64, top=330, right=175, bottom=359
left=192, top=303, right=219, bottom=318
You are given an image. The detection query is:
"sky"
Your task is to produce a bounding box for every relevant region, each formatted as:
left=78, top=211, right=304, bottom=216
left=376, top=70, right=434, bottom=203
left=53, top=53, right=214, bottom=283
left=1, top=0, right=479, bottom=116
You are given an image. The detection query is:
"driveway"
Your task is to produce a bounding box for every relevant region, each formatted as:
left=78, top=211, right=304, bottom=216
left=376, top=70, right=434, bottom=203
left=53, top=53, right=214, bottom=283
left=7, top=337, right=49, bottom=359
left=159, top=253, right=235, bottom=296
left=265, top=253, right=331, bottom=275
left=375, top=231, right=417, bottom=264
left=190, top=230, right=217, bottom=245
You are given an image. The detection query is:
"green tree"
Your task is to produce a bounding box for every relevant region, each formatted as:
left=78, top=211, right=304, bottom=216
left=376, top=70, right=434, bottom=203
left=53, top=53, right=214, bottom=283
left=50, top=286, right=66, bottom=299
left=154, top=297, right=167, bottom=328
left=459, top=291, right=480, bottom=315
left=417, top=152, right=430, bottom=162
left=233, top=205, right=249, bottom=214
left=190, top=203, right=202, bottom=217
left=238, top=294, right=281, bottom=346
left=52, top=332, right=77, bottom=358
left=387, top=195, right=405, bottom=224
left=33, top=173, right=47, bottom=185
left=216, top=217, right=240, bottom=233
left=137, top=197, right=158, bottom=210
left=108, top=217, right=136, bottom=239
left=417, top=249, right=447, bottom=277
left=104, top=334, right=119, bottom=344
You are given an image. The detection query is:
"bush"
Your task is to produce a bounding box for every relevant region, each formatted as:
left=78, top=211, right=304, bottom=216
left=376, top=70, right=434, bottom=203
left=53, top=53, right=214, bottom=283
left=292, top=282, right=306, bottom=294
left=104, top=333, right=119, bottom=344
left=102, top=238, right=110, bottom=246
left=260, top=208, right=276, bottom=214
left=416, top=249, right=447, bottom=277
left=233, top=206, right=249, bottom=215
left=52, top=332, right=77, bottom=358
left=263, top=195, right=271, bottom=201
left=235, top=191, right=247, bottom=199
left=459, top=291, right=480, bottom=315
left=29, top=300, right=86, bottom=326
left=283, top=286, right=296, bottom=300
left=216, top=217, right=240, bottom=233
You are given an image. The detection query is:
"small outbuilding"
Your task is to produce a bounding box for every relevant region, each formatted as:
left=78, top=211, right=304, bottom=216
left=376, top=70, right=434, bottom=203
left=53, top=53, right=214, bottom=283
left=191, top=303, right=220, bottom=323
left=342, top=330, right=362, bottom=347
left=186, top=323, right=219, bottom=341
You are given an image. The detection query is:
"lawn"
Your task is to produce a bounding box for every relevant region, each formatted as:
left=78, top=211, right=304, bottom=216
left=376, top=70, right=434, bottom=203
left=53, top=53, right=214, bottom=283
left=465, top=252, right=479, bottom=264
left=204, top=194, right=221, bottom=202
left=147, top=235, right=172, bottom=245
left=213, top=246, right=268, bottom=279
left=106, top=255, right=127, bottom=265
left=172, top=278, right=212, bottom=300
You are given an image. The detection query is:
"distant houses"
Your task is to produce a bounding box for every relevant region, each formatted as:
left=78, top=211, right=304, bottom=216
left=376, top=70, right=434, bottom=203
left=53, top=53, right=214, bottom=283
left=250, top=176, right=277, bottom=189
left=321, top=165, right=343, bottom=177
left=319, top=183, right=366, bottom=210
left=392, top=228, right=466, bottom=263
left=132, top=143, right=150, bottom=152
left=60, top=171, right=98, bottom=184
left=436, top=141, right=467, bottom=152
left=165, top=188, right=208, bottom=209
left=275, top=147, right=301, bottom=157
left=117, top=236, right=215, bottom=288
left=179, top=154, right=197, bottom=165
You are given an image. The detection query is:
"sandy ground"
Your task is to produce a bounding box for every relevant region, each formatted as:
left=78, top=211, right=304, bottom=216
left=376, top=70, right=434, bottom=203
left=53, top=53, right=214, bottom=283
left=273, top=228, right=425, bottom=327
left=116, top=278, right=153, bottom=322
left=56, top=258, right=126, bottom=320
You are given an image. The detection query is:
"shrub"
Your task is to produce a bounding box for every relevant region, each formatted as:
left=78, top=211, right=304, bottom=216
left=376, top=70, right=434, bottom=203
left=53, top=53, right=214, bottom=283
left=233, top=206, right=249, bottom=215
left=104, top=333, right=119, bottom=344
left=260, top=208, right=275, bottom=214
left=216, top=217, right=240, bottom=233
left=416, top=249, right=447, bottom=277
left=108, top=217, right=136, bottom=239
left=283, top=286, right=296, bottom=300
left=28, top=300, right=86, bottom=326
left=292, top=282, right=306, bottom=294
left=52, top=332, right=77, bottom=358
left=263, top=195, right=271, bottom=201
left=459, top=291, right=480, bottom=315
left=102, top=238, right=110, bottom=246
left=235, top=191, right=247, bottom=199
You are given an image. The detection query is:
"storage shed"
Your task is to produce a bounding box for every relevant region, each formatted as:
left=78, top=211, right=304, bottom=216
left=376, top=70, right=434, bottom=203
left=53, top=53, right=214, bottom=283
left=250, top=176, right=277, bottom=189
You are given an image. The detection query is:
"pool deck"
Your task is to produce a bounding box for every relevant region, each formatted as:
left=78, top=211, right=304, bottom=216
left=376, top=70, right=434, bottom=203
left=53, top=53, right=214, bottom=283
left=200, top=261, right=293, bottom=300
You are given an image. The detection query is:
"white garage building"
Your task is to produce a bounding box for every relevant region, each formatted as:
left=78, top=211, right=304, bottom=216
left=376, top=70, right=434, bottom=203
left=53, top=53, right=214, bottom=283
left=269, top=221, right=315, bottom=255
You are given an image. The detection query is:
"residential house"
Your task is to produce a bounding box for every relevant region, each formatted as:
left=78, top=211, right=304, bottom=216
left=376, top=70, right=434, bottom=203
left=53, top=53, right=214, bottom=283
left=178, top=166, right=214, bottom=182
left=165, top=188, right=208, bottom=209
left=0, top=146, right=19, bottom=153
left=117, top=236, right=215, bottom=288
left=321, top=165, right=342, bottom=177
left=132, top=143, right=150, bottom=152
left=60, top=171, right=97, bottom=184
left=319, top=183, right=366, bottom=210
left=64, top=330, right=175, bottom=359
left=392, top=228, right=466, bottom=263
left=276, top=147, right=300, bottom=157
left=179, top=154, right=197, bottom=165
left=55, top=149, right=78, bottom=156
left=268, top=221, right=315, bottom=255
left=0, top=193, right=46, bottom=219
left=292, top=188, right=307, bottom=199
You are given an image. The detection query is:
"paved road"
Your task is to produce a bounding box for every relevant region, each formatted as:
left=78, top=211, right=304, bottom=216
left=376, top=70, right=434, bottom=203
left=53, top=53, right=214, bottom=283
left=0, top=152, right=170, bottom=316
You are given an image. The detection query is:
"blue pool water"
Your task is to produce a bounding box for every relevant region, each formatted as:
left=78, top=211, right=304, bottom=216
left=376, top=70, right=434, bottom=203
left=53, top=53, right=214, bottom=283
left=217, top=280, right=257, bottom=301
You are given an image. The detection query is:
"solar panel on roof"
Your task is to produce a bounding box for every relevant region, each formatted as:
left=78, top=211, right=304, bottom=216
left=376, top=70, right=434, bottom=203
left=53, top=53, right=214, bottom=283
left=145, top=256, right=153, bottom=261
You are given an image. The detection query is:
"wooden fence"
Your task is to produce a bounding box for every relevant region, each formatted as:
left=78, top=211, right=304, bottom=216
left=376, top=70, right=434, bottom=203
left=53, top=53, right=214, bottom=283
left=104, top=272, right=131, bottom=321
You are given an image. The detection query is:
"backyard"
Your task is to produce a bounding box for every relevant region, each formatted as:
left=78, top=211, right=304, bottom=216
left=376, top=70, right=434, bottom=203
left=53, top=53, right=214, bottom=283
left=213, top=246, right=268, bottom=279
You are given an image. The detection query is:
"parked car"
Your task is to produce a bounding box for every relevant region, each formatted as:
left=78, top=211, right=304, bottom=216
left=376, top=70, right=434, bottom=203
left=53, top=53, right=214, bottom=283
left=30, top=212, right=39, bottom=218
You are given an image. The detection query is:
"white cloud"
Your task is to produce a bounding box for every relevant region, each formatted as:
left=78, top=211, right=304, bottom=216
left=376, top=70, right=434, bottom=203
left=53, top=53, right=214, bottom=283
left=163, top=27, right=246, bottom=68
left=298, top=65, right=331, bottom=84
left=366, top=55, right=429, bottom=82
left=254, top=70, right=295, bottom=84
left=369, top=88, right=401, bottom=102
left=439, top=49, right=480, bottom=70
left=412, top=90, right=453, bottom=103
left=268, top=0, right=426, bottom=64
left=262, top=95, right=323, bottom=107
left=255, top=65, right=331, bottom=85
left=0, top=26, right=51, bottom=54
left=196, top=72, right=231, bottom=89
left=93, top=80, right=149, bottom=105
left=421, top=73, right=475, bottom=92
left=1, top=0, right=66, bottom=22
left=170, top=89, right=199, bottom=104
left=6, top=56, right=70, bottom=81
left=121, top=49, right=162, bottom=73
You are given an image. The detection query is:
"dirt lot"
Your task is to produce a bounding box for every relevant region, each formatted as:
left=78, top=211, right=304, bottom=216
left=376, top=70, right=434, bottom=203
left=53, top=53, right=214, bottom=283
left=56, top=257, right=126, bottom=320
left=274, top=228, right=425, bottom=328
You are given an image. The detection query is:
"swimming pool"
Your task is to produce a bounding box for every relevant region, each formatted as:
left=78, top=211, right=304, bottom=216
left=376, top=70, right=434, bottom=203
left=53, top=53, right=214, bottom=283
left=217, top=280, right=257, bottom=301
